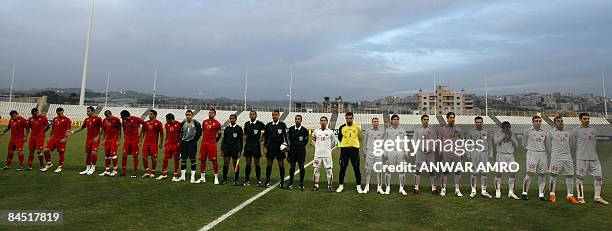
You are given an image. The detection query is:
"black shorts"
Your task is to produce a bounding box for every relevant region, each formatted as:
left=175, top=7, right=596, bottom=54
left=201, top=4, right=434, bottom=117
left=222, top=145, right=241, bottom=159
left=339, top=147, right=360, bottom=167
left=243, top=143, right=262, bottom=159
left=180, top=140, right=197, bottom=159
left=265, top=143, right=285, bottom=160
left=288, top=146, right=306, bottom=164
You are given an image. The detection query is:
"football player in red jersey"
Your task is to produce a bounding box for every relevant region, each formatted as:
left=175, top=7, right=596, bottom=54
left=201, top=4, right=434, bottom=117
left=120, top=110, right=145, bottom=178
left=42, top=107, right=72, bottom=173
left=198, top=109, right=222, bottom=184
left=140, top=110, right=164, bottom=178
left=25, top=108, right=49, bottom=171
left=99, top=110, right=121, bottom=177
left=72, top=106, right=103, bottom=175
left=157, top=113, right=181, bottom=181
left=1, top=110, right=28, bottom=170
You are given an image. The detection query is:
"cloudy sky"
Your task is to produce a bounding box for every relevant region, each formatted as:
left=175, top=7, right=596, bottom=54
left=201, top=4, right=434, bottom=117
left=1, top=0, right=611, bottom=101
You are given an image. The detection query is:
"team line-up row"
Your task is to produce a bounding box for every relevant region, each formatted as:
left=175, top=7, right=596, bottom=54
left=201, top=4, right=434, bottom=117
left=0, top=108, right=608, bottom=205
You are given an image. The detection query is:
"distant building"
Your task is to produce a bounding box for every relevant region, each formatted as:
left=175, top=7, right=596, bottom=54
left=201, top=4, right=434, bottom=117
left=322, top=96, right=352, bottom=113
left=294, top=101, right=320, bottom=112
left=417, top=85, right=475, bottom=115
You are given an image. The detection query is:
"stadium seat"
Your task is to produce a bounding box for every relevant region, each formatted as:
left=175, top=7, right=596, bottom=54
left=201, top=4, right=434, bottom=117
left=284, top=112, right=332, bottom=130
left=98, top=106, right=148, bottom=120
left=0, top=102, right=38, bottom=119
left=47, top=104, right=94, bottom=122
left=443, top=115, right=498, bottom=130
left=194, top=110, right=236, bottom=125
left=386, top=114, right=440, bottom=132
left=152, top=108, right=193, bottom=122
left=235, top=111, right=274, bottom=126
left=336, top=113, right=384, bottom=131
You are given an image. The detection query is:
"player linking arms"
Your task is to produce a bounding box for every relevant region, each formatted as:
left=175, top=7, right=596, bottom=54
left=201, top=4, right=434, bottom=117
left=98, top=110, right=121, bottom=177
left=1, top=110, right=28, bottom=170
left=42, top=107, right=72, bottom=173
left=362, top=117, right=384, bottom=194
left=571, top=113, right=608, bottom=204
left=493, top=122, right=520, bottom=199
left=140, top=110, right=164, bottom=178
left=157, top=113, right=181, bottom=181
left=546, top=116, right=578, bottom=203
left=25, top=108, right=49, bottom=171
left=412, top=115, right=438, bottom=195
left=72, top=106, right=102, bottom=175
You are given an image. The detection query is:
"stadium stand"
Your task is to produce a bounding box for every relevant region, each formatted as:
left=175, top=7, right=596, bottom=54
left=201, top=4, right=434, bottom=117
left=548, top=116, right=612, bottom=132
left=284, top=112, right=332, bottom=130
left=236, top=110, right=275, bottom=126
left=336, top=113, right=384, bottom=130
left=494, top=115, right=551, bottom=133
left=99, top=106, right=149, bottom=119
left=0, top=102, right=38, bottom=119
left=444, top=115, right=499, bottom=130
left=382, top=114, right=440, bottom=132
left=153, top=108, right=194, bottom=122
left=556, top=116, right=581, bottom=130
left=194, top=109, right=236, bottom=125
left=47, top=104, right=94, bottom=122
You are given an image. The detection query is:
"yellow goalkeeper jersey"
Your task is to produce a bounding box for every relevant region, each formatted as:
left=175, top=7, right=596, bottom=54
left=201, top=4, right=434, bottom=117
left=338, top=123, right=362, bottom=148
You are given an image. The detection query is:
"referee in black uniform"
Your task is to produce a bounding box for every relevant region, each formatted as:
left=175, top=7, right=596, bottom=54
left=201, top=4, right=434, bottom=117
left=221, top=114, right=243, bottom=186
left=263, top=110, right=288, bottom=188
left=243, top=111, right=266, bottom=186
left=287, top=115, right=309, bottom=191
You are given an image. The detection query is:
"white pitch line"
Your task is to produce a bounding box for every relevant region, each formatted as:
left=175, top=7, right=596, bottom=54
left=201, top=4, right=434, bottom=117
left=200, top=160, right=314, bottom=231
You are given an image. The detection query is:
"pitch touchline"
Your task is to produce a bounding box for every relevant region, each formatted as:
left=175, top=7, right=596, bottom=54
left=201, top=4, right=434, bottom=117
left=200, top=160, right=315, bottom=231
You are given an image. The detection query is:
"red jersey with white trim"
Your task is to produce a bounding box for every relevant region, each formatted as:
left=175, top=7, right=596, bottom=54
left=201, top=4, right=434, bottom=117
left=27, top=115, right=49, bottom=137
left=51, top=116, right=71, bottom=140
left=122, top=116, right=144, bottom=140
left=143, top=119, right=164, bottom=144
left=165, top=120, right=181, bottom=145
left=102, top=116, right=121, bottom=141
left=9, top=116, right=27, bottom=140
left=202, top=119, right=221, bottom=142
left=83, top=115, right=103, bottom=141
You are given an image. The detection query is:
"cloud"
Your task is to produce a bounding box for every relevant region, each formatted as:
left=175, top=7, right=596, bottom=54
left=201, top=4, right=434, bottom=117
left=0, top=0, right=611, bottom=101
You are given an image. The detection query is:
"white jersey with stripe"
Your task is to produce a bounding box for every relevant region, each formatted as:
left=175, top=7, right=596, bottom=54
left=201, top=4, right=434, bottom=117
left=313, top=128, right=337, bottom=158
left=522, top=127, right=547, bottom=152
left=546, top=128, right=571, bottom=159
left=571, top=126, right=598, bottom=160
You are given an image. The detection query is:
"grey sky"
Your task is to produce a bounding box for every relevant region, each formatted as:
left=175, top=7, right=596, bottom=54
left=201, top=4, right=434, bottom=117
left=1, top=0, right=611, bottom=101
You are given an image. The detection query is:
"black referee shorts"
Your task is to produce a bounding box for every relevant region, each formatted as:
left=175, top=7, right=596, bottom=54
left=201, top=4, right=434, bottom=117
left=243, top=143, right=262, bottom=159
left=288, top=146, right=306, bottom=164
left=222, top=145, right=241, bottom=159
left=265, top=143, right=285, bottom=161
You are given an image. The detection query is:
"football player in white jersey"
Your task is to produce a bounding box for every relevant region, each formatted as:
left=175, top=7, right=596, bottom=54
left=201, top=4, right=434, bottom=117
left=312, top=116, right=337, bottom=192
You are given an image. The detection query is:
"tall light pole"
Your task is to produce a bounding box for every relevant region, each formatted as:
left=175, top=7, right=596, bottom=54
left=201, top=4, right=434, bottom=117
left=9, top=64, right=15, bottom=102
left=244, top=70, right=248, bottom=112
left=433, top=72, right=437, bottom=116
left=79, top=0, right=95, bottom=106
left=152, top=67, right=157, bottom=108
left=485, top=77, right=488, bottom=116
left=104, top=72, right=110, bottom=107
left=603, top=74, right=608, bottom=118
left=288, top=69, right=293, bottom=112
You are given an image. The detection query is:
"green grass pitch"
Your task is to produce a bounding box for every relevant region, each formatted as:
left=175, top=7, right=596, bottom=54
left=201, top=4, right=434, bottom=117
left=1, top=126, right=612, bottom=231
